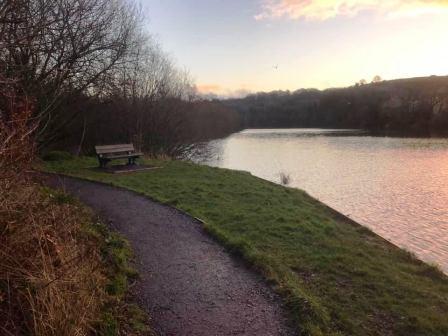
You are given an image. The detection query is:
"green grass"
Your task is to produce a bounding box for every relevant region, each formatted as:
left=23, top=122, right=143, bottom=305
left=42, top=156, right=448, bottom=336
left=94, top=226, right=149, bottom=336
left=44, top=186, right=150, bottom=335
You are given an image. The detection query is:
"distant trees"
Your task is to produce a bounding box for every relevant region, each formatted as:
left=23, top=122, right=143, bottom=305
left=224, top=76, right=448, bottom=135
left=372, top=75, right=382, bottom=83
left=0, top=0, right=240, bottom=156
left=358, top=79, right=367, bottom=86
left=356, top=76, right=382, bottom=87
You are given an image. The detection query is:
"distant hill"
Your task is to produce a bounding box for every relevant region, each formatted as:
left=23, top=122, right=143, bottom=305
left=222, top=75, right=448, bottom=135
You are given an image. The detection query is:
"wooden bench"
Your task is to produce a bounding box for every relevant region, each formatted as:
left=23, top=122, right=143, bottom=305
left=95, top=144, right=143, bottom=168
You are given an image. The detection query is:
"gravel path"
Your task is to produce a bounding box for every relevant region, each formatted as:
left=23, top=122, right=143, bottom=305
left=46, top=175, right=294, bottom=336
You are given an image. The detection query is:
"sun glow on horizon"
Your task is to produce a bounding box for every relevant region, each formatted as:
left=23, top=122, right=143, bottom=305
left=144, top=0, right=448, bottom=98
left=197, top=1, right=448, bottom=97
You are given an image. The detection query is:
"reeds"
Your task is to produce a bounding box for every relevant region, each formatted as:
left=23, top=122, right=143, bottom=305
left=279, top=172, right=292, bottom=186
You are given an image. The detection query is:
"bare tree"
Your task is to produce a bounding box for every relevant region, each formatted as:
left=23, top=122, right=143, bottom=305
left=0, top=0, right=141, bottom=144
left=1, top=0, right=239, bottom=156
left=104, top=35, right=198, bottom=155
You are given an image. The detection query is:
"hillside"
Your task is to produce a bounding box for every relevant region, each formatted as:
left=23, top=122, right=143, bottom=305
left=223, top=75, right=448, bottom=135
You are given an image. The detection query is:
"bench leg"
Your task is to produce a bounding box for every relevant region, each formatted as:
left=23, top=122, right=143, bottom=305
left=127, top=158, right=134, bottom=165
left=99, top=158, right=108, bottom=168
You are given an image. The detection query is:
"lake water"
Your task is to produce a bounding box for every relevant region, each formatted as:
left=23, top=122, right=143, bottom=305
left=192, top=129, right=448, bottom=273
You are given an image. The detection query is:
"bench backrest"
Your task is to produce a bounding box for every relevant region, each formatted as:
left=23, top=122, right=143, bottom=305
left=95, top=144, right=135, bottom=156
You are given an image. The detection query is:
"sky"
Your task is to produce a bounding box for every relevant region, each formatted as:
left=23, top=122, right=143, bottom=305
left=142, top=0, right=448, bottom=97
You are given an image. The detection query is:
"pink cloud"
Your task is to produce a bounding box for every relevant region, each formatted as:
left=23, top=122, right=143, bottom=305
left=255, top=0, right=448, bottom=21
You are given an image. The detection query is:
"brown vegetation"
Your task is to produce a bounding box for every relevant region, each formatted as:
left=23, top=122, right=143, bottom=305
left=0, top=181, right=108, bottom=335
left=0, top=82, right=107, bottom=335
left=0, top=75, right=149, bottom=335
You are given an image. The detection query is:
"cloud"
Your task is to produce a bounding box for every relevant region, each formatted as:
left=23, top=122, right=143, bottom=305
left=255, top=0, right=448, bottom=21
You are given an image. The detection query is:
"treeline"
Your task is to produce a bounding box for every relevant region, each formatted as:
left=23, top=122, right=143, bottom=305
left=57, top=97, right=240, bottom=157
left=223, top=76, right=448, bottom=135
left=0, top=0, right=239, bottom=157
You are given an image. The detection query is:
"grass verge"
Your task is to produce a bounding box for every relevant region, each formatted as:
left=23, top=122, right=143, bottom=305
left=0, top=178, right=151, bottom=335
left=77, top=192, right=152, bottom=336
left=42, top=156, right=448, bottom=336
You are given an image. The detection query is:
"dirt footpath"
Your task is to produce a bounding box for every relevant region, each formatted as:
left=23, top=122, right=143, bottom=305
left=46, top=175, right=294, bottom=336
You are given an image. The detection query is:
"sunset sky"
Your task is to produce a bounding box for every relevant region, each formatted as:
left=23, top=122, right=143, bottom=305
left=144, top=0, right=448, bottom=97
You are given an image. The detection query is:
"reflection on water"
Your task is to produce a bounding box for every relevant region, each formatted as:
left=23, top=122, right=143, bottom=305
left=192, top=129, right=448, bottom=273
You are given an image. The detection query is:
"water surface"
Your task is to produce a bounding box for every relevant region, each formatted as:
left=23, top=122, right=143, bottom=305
left=192, top=129, right=448, bottom=273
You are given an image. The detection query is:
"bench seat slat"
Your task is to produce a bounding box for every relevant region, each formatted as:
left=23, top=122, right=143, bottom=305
left=96, top=145, right=134, bottom=150
left=96, top=149, right=135, bottom=155
left=101, top=152, right=143, bottom=159
left=95, top=144, right=135, bottom=154
left=95, top=144, right=134, bottom=148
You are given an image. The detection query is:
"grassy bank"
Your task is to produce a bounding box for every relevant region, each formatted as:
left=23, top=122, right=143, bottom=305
left=42, top=156, right=448, bottom=336
left=0, top=179, right=150, bottom=335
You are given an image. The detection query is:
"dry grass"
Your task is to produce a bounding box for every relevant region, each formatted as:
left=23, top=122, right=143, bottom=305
left=0, top=183, right=108, bottom=335
left=0, top=95, right=107, bottom=335
left=0, top=91, right=136, bottom=335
